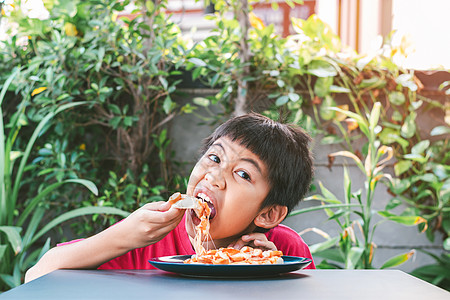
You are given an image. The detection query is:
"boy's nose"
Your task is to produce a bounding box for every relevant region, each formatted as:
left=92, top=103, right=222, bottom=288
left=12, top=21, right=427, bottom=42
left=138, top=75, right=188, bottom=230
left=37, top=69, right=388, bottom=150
left=205, top=169, right=226, bottom=189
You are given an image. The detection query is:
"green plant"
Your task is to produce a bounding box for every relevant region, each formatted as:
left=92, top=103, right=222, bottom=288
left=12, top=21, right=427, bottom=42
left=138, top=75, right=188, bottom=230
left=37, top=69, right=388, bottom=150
left=70, top=167, right=166, bottom=235
left=0, top=0, right=195, bottom=237
left=186, top=0, right=308, bottom=117
left=410, top=250, right=450, bottom=291
left=291, top=102, right=426, bottom=269
left=0, top=70, right=129, bottom=291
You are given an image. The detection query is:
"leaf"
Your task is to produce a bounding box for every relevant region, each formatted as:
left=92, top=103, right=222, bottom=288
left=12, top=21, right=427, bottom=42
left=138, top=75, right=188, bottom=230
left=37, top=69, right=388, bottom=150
left=381, top=250, right=415, bottom=269
left=358, top=77, right=385, bottom=89
left=356, top=54, right=376, bottom=70
left=123, top=116, right=133, bottom=127
left=329, top=85, right=351, bottom=93
left=288, top=93, right=300, bottom=102
left=0, top=226, right=22, bottom=255
left=108, top=104, right=121, bottom=115
left=66, top=179, right=98, bottom=195
left=318, top=181, right=341, bottom=204
left=288, top=204, right=360, bottom=216
left=400, top=112, right=416, bottom=139
left=313, top=248, right=345, bottom=263
left=31, top=207, right=130, bottom=245
left=411, top=140, right=430, bottom=155
left=109, top=116, right=121, bottom=129
left=159, top=76, right=168, bottom=90
left=307, top=60, right=337, bottom=77
left=385, top=198, right=402, bottom=210
left=394, top=160, right=412, bottom=176
left=343, top=167, right=351, bottom=204
left=31, top=87, right=47, bottom=96
left=188, top=58, right=207, bottom=67
left=403, top=153, right=427, bottom=164
left=345, top=247, right=364, bottom=269
left=9, top=151, right=22, bottom=162
left=430, top=126, right=450, bottom=136
left=320, top=135, right=344, bottom=145
left=379, top=128, right=409, bottom=150
left=396, top=74, right=418, bottom=91
left=329, top=151, right=364, bottom=172
left=210, top=73, right=220, bottom=87
left=388, top=178, right=411, bottom=195
left=249, top=12, right=265, bottom=30
left=0, top=245, right=7, bottom=261
left=192, top=68, right=202, bottom=80
left=369, top=102, right=381, bottom=133
left=444, top=237, right=450, bottom=251
left=314, top=77, right=333, bottom=97
left=416, top=173, right=437, bottom=183
left=328, top=107, right=369, bottom=137
left=276, top=79, right=285, bottom=88
left=298, top=227, right=331, bottom=240
left=0, top=274, right=17, bottom=289
left=432, top=164, right=448, bottom=180
left=388, top=91, right=406, bottom=106
left=270, top=70, right=280, bottom=77
left=22, top=207, right=45, bottom=250
left=17, top=179, right=98, bottom=227
left=275, top=95, right=289, bottom=106
left=319, top=96, right=336, bottom=120
left=309, top=237, right=340, bottom=253
left=163, top=96, right=173, bottom=114
left=378, top=212, right=428, bottom=231
left=64, top=23, right=78, bottom=36
left=0, top=68, right=20, bottom=107
left=193, top=97, right=210, bottom=107
left=376, top=145, right=394, bottom=166
left=145, top=0, right=155, bottom=12
left=36, top=237, right=52, bottom=261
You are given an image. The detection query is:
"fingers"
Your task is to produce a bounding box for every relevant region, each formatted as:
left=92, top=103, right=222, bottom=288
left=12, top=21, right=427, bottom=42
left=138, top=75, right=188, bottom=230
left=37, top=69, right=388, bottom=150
left=141, top=201, right=171, bottom=212
left=252, top=238, right=277, bottom=251
left=228, top=233, right=277, bottom=251
left=118, top=200, right=186, bottom=248
left=140, top=204, right=185, bottom=227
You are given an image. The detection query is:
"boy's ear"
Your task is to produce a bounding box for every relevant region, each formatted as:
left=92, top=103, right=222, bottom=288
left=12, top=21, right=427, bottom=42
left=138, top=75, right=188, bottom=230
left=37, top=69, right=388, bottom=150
left=254, top=205, right=288, bottom=229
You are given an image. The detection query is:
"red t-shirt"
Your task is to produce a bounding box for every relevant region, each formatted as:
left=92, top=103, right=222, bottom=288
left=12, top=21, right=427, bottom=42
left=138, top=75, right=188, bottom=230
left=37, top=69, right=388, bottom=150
left=97, top=216, right=315, bottom=270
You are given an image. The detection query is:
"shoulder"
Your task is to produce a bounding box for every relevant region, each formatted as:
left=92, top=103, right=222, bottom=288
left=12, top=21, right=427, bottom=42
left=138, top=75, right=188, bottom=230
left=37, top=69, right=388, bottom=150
left=266, top=224, right=316, bottom=269
left=266, top=224, right=311, bottom=256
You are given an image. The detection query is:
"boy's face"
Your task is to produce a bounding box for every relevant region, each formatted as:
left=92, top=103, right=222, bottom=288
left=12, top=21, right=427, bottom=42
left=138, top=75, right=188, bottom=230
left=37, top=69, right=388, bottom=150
left=185, top=137, right=270, bottom=248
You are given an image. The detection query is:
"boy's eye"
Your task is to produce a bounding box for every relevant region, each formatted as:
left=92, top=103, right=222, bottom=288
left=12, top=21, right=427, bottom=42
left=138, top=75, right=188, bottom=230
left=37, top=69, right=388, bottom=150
left=236, top=170, right=251, bottom=181
left=208, top=154, right=220, bottom=163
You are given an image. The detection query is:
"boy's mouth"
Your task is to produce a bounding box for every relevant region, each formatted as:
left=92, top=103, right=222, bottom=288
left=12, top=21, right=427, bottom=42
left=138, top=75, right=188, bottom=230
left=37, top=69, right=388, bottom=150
left=190, top=192, right=216, bottom=226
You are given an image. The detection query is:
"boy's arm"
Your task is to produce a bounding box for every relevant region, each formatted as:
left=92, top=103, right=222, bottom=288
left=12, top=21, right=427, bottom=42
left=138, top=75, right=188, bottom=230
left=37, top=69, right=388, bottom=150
left=25, top=201, right=184, bottom=283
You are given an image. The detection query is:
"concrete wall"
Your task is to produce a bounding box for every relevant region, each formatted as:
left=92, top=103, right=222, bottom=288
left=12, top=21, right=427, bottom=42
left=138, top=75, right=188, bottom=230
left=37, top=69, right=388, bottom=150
left=169, top=89, right=444, bottom=272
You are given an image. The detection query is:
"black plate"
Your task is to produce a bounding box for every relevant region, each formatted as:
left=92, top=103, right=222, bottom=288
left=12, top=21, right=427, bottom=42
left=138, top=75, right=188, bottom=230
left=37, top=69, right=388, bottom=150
left=149, top=255, right=311, bottom=278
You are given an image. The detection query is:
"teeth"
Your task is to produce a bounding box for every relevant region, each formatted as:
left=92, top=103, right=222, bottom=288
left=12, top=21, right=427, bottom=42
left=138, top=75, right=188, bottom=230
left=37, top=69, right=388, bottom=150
left=197, top=193, right=211, bottom=203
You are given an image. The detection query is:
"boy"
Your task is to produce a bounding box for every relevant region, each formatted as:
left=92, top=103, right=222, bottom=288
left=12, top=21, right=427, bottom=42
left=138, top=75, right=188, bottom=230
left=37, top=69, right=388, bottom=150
left=25, top=113, right=314, bottom=282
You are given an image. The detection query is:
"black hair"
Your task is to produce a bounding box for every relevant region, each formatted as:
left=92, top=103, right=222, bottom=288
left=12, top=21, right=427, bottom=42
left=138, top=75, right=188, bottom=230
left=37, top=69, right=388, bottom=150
left=200, top=113, right=314, bottom=215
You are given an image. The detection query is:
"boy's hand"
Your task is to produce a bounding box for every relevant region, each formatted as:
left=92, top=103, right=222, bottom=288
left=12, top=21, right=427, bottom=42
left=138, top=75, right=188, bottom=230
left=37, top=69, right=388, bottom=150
left=115, top=201, right=185, bottom=250
left=228, top=233, right=277, bottom=251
